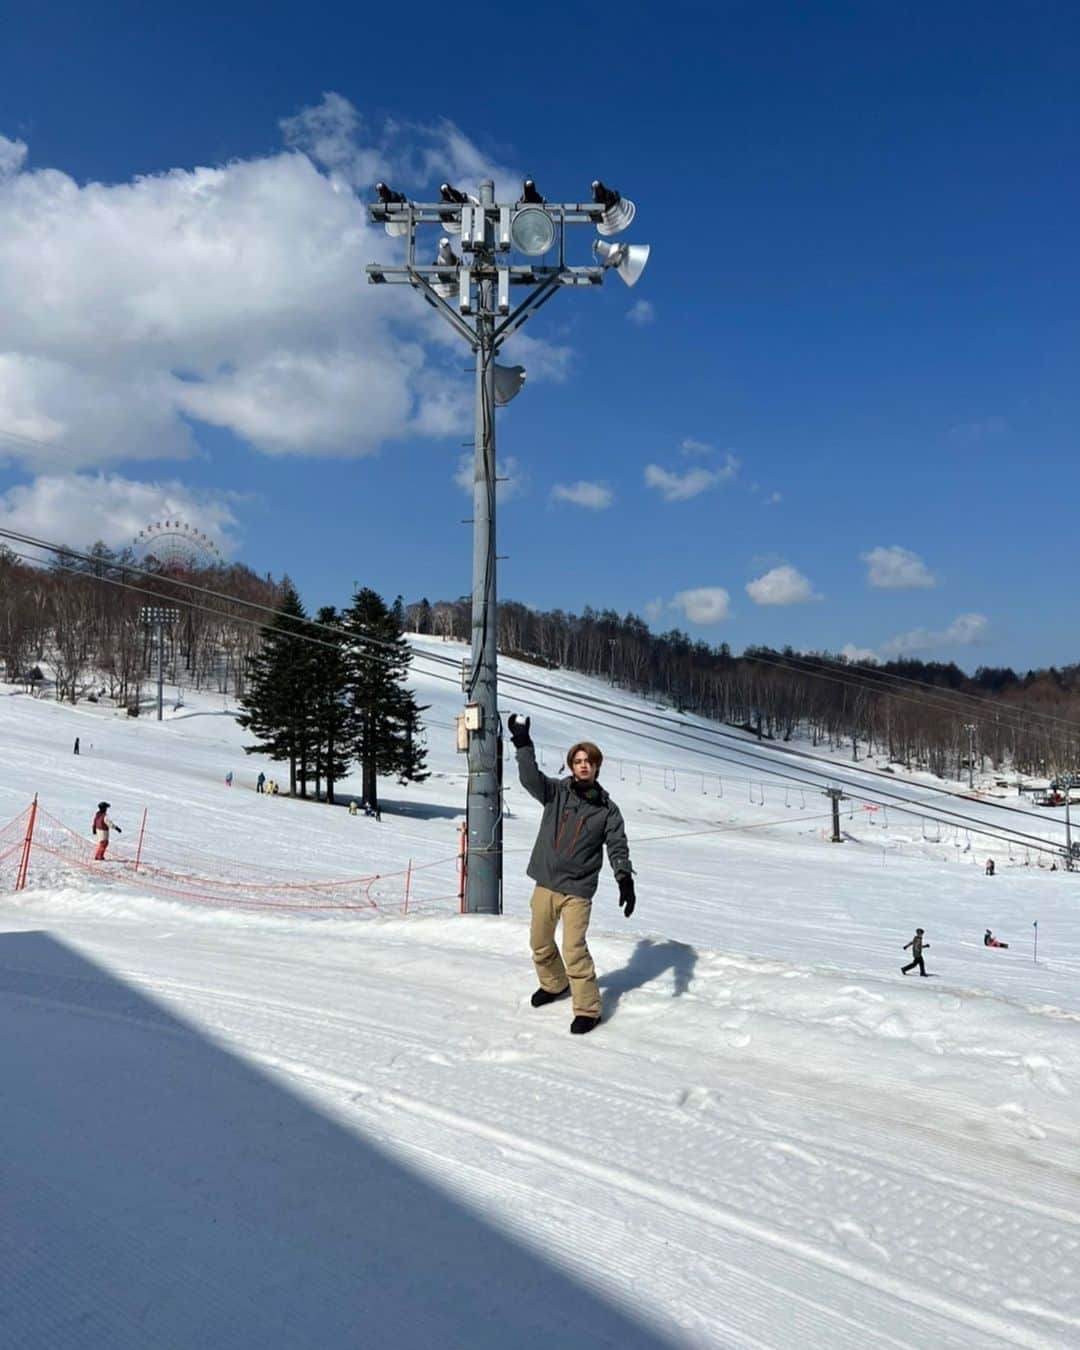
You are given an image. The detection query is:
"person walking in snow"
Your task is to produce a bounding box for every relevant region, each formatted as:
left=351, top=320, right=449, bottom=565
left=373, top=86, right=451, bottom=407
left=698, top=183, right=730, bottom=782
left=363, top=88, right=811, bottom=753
left=348, top=798, right=358, bottom=816
left=91, top=801, right=121, bottom=861
left=225, top=771, right=233, bottom=788
left=73, top=736, right=80, bottom=755
left=256, top=771, right=266, bottom=794
left=985, top=858, right=995, bottom=876
left=901, top=927, right=930, bottom=976
left=508, top=713, right=636, bottom=1035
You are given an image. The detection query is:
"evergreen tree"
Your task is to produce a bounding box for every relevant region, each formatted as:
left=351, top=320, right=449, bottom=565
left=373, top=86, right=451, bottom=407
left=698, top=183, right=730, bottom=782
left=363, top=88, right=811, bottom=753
left=236, top=580, right=312, bottom=794
left=307, top=606, right=356, bottom=805
left=341, top=587, right=429, bottom=812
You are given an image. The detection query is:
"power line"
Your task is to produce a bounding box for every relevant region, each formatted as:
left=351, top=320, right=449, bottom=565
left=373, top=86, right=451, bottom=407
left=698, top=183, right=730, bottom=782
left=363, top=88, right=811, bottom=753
left=3, top=526, right=1069, bottom=856
left=490, top=658, right=1067, bottom=835
left=742, top=647, right=1080, bottom=738
left=494, top=679, right=1063, bottom=856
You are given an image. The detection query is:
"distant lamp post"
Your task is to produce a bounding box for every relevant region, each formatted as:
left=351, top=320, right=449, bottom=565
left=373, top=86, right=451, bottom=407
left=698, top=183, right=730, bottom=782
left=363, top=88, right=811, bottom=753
left=139, top=606, right=180, bottom=721
left=367, top=175, right=651, bottom=915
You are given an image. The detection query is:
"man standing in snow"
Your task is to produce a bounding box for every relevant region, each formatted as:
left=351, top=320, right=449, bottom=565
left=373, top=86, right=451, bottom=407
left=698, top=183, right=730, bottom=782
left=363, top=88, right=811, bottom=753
left=901, top=927, right=929, bottom=976
left=91, top=801, right=121, bottom=861
left=508, top=713, right=636, bottom=1035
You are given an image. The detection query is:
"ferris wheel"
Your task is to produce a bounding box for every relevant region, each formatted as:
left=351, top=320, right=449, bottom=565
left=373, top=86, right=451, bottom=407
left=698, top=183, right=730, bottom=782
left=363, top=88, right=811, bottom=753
left=132, top=518, right=223, bottom=573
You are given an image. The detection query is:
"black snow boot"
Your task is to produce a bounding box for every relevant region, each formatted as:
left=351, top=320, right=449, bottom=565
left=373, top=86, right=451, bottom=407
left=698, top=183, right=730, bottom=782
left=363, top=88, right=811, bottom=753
left=531, top=985, right=570, bottom=1007
left=570, top=1015, right=601, bottom=1035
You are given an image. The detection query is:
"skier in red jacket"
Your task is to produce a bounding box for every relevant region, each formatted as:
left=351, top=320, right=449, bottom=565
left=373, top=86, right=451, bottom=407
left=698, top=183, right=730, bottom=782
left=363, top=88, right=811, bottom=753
left=92, top=802, right=121, bottom=861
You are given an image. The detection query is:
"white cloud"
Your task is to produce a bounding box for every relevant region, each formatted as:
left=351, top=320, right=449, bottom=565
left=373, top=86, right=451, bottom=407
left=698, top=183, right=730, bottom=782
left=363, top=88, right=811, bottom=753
left=840, top=643, right=879, bottom=664
left=0, top=98, right=567, bottom=471
left=680, top=438, right=713, bottom=456
left=454, top=452, right=527, bottom=503
left=764, top=490, right=783, bottom=505
left=550, top=480, right=612, bottom=509
left=670, top=587, right=731, bottom=624
left=626, top=299, right=655, bottom=325
left=745, top=565, right=817, bottom=606
left=0, top=135, right=28, bottom=179
left=642, top=597, right=664, bottom=624
left=279, top=93, right=387, bottom=188
left=880, top=612, right=990, bottom=658
left=861, top=545, right=937, bottom=590
left=644, top=452, right=739, bottom=502
left=0, top=473, right=240, bottom=557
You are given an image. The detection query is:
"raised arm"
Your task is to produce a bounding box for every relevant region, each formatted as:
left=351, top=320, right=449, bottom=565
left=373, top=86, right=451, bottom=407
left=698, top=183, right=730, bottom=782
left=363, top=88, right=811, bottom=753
left=508, top=715, right=558, bottom=805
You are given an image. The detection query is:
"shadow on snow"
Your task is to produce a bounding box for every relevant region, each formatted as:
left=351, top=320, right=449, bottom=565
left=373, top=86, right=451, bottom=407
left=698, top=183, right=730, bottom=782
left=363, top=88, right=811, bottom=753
left=0, top=931, right=676, bottom=1349
left=599, top=937, right=698, bottom=1022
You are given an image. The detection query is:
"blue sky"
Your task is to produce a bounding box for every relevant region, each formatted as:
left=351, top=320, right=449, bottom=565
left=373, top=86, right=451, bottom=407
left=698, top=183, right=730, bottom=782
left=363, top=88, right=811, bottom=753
left=1, top=1, right=1077, bottom=671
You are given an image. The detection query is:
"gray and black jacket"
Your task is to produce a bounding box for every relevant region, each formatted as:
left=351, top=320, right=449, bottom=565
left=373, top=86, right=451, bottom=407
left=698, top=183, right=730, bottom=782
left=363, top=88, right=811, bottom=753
left=904, top=932, right=926, bottom=959
left=516, top=745, right=632, bottom=899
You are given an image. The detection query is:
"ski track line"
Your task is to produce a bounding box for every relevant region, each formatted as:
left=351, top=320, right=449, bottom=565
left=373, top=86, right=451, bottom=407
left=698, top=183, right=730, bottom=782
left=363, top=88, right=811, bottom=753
left=384, top=1123, right=939, bottom=1350
left=10, top=960, right=1076, bottom=1344
left=254, top=1053, right=974, bottom=1350
left=129, top=969, right=1080, bottom=1236
left=466, top=1049, right=1080, bottom=1233
left=250, top=1050, right=1064, bottom=1350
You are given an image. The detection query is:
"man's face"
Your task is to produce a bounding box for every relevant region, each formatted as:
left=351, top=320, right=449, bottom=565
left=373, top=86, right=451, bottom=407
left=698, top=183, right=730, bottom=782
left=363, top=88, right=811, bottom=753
left=571, top=751, right=596, bottom=783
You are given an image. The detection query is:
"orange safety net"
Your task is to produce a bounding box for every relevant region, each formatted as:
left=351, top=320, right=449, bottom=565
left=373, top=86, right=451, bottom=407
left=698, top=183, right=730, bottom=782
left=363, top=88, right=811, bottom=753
left=11, top=802, right=462, bottom=918
left=0, top=803, right=33, bottom=892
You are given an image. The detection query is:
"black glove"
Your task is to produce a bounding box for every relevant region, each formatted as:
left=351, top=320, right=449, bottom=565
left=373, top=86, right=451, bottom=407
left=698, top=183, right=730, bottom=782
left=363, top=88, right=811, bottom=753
left=114, top=825, right=122, bottom=833
left=617, top=874, right=636, bottom=918
left=507, top=714, right=532, bottom=749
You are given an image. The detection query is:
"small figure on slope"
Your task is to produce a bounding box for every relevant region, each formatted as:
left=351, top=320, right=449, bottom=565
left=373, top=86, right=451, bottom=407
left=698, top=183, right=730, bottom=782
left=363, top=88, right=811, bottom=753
left=91, top=801, right=121, bottom=861
left=984, top=928, right=1009, bottom=949
left=901, top=927, right=930, bottom=976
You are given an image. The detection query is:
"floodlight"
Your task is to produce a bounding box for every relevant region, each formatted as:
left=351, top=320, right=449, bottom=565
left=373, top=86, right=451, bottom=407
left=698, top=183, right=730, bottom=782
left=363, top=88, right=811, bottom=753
left=440, top=182, right=477, bottom=235
left=432, top=237, right=459, bottom=299
left=375, top=182, right=409, bottom=238
left=493, top=364, right=526, bottom=406
left=591, top=179, right=636, bottom=236
left=519, top=178, right=546, bottom=205
left=592, top=239, right=651, bottom=287
left=509, top=206, right=556, bottom=256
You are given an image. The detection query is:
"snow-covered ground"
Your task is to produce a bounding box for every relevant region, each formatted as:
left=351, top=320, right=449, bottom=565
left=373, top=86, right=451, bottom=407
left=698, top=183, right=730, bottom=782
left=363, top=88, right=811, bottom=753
left=2, top=641, right=1079, bottom=1349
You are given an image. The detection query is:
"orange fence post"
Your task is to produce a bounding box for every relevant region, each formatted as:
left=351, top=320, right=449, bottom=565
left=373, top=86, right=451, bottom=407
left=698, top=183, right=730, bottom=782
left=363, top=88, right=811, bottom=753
left=457, top=820, right=467, bottom=913
left=403, top=859, right=413, bottom=915
left=134, top=807, right=148, bottom=874
left=15, top=794, right=38, bottom=892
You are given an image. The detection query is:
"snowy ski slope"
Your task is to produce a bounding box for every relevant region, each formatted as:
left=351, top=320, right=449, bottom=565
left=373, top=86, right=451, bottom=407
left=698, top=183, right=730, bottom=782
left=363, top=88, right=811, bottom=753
left=2, top=642, right=1079, bottom=1348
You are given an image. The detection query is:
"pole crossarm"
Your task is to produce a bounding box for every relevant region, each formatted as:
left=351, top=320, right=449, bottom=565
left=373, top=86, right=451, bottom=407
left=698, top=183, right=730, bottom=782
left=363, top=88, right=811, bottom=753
left=369, top=201, right=605, bottom=230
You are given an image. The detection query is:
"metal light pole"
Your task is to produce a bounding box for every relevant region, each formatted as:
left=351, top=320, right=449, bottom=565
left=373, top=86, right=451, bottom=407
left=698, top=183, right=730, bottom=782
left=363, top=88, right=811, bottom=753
left=963, top=722, right=977, bottom=789
left=139, top=606, right=180, bottom=721
left=367, top=177, right=649, bottom=914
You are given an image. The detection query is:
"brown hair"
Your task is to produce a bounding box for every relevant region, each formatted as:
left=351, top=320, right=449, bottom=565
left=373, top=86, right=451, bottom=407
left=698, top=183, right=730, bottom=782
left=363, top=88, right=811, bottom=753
left=566, top=741, right=603, bottom=772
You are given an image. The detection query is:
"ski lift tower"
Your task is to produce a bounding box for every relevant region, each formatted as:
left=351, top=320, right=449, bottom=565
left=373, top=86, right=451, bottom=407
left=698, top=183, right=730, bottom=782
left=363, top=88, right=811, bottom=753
left=367, top=177, right=650, bottom=915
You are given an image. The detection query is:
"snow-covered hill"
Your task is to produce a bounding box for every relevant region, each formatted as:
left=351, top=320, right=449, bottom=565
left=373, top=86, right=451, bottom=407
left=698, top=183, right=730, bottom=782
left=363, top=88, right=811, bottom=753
left=2, top=645, right=1079, bottom=1348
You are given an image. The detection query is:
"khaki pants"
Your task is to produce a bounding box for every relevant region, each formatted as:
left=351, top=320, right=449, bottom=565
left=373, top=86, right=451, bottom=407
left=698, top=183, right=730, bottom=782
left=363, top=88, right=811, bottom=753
left=529, top=885, right=600, bottom=1018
